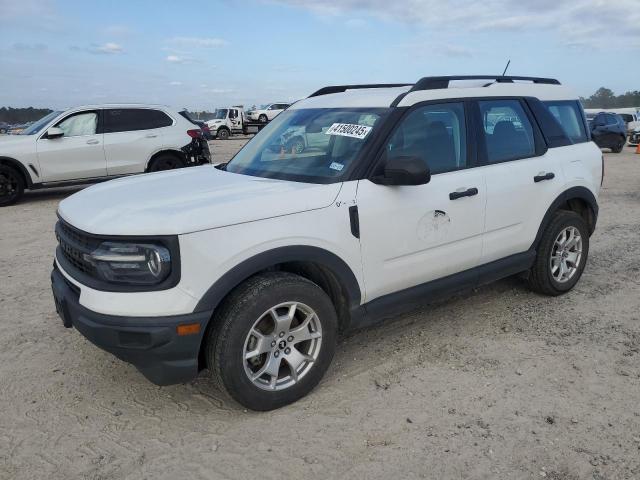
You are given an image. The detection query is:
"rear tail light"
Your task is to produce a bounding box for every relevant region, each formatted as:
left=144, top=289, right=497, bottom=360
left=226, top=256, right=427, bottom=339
left=187, top=129, right=202, bottom=139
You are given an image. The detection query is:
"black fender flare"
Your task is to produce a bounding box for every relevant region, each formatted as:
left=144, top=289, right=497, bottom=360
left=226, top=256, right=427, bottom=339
left=530, top=186, right=599, bottom=250
left=0, top=156, right=33, bottom=188
left=193, top=245, right=362, bottom=315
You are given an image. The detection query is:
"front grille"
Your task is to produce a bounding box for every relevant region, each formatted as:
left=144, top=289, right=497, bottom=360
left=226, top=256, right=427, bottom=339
left=55, top=220, right=101, bottom=277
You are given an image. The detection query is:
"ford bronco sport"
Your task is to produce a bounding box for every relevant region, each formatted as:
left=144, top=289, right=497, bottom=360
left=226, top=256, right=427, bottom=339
left=51, top=76, right=602, bottom=410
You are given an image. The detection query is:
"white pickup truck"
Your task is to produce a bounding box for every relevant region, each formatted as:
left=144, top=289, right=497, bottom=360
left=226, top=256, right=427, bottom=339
left=205, top=106, right=268, bottom=140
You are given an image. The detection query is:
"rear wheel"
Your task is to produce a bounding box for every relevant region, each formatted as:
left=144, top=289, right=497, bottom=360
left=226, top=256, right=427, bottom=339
left=611, top=137, right=625, bottom=153
left=147, top=154, right=185, bottom=172
left=206, top=272, right=338, bottom=411
left=0, top=164, right=25, bottom=206
left=527, top=210, right=589, bottom=296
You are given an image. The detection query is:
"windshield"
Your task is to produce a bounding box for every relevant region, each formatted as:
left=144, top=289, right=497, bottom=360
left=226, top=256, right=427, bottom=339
left=21, top=111, right=62, bottom=135
left=214, top=109, right=228, bottom=119
left=225, top=108, right=390, bottom=183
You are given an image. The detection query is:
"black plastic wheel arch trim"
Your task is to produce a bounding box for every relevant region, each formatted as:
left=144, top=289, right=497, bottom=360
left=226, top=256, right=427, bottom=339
left=193, top=246, right=362, bottom=314
left=530, top=186, right=599, bottom=249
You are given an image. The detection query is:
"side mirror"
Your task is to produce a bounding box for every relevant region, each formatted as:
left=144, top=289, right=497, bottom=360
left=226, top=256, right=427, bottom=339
left=372, top=155, right=431, bottom=186
left=46, top=127, right=64, bottom=139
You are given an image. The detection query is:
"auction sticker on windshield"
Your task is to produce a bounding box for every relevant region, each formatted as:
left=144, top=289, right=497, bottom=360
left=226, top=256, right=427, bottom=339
left=325, top=123, right=372, bottom=140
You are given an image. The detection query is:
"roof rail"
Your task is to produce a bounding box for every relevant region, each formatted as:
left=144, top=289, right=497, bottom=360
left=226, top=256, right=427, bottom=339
left=308, top=83, right=412, bottom=98
left=410, top=75, right=561, bottom=92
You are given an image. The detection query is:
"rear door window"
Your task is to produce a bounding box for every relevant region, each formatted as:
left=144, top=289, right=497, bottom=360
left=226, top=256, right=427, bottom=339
left=104, top=109, right=173, bottom=133
left=479, top=100, right=535, bottom=163
left=544, top=101, right=588, bottom=143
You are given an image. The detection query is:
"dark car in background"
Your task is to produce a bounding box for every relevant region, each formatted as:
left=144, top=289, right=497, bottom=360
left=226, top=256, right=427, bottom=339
left=588, top=112, right=627, bottom=153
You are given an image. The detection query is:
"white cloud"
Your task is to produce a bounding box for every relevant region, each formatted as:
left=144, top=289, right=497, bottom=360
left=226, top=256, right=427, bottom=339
left=168, top=37, right=228, bottom=48
left=166, top=54, right=191, bottom=63
left=169, top=81, right=182, bottom=86
left=95, top=42, right=123, bottom=54
left=272, top=0, right=640, bottom=49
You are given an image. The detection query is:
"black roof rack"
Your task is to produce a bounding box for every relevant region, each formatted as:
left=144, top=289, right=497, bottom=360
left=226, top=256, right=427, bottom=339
left=410, top=75, right=561, bottom=92
left=308, top=84, right=412, bottom=98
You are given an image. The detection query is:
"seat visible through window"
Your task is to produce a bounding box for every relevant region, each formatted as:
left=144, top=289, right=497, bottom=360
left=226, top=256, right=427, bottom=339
left=385, top=103, right=467, bottom=175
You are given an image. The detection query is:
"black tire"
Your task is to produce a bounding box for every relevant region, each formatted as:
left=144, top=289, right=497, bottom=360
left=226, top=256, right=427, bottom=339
left=205, top=272, right=338, bottom=411
left=527, top=210, right=589, bottom=296
left=286, top=136, right=305, bottom=154
left=611, top=137, right=625, bottom=153
left=258, top=114, right=268, bottom=123
left=0, top=164, right=25, bottom=206
left=147, top=154, right=185, bottom=172
left=217, top=128, right=230, bottom=140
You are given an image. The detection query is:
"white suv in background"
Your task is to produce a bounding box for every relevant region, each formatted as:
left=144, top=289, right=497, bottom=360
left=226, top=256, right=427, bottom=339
left=0, top=104, right=211, bottom=205
left=245, top=102, right=290, bottom=123
left=51, top=76, right=602, bottom=411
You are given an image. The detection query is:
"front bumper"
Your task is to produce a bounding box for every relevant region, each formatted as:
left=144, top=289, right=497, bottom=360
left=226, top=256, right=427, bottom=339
left=51, top=265, right=212, bottom=386
left=629, top=132, right=640, bottom=146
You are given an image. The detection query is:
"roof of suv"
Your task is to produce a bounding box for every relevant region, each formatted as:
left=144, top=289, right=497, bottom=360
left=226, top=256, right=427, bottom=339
left=292, top=76, right=576, bottom=110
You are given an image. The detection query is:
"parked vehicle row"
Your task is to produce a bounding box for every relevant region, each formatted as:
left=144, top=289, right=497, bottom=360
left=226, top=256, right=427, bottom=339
left=50, top=75, right=602, bottom=410
left=0, top=104, right=211, bottom=206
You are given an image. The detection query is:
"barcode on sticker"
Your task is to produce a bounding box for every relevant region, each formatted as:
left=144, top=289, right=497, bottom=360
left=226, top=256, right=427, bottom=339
left=325, top=123, right=372, bottom=139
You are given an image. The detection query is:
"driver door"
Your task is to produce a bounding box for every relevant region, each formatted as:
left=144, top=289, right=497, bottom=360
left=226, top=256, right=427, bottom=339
left=356, top=102, right=486, bottom=302
left=37, top=110, right=106, bottom=182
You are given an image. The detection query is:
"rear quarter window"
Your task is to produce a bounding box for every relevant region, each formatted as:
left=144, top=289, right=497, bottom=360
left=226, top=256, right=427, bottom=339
left=544, top=101, right=588, bottom=144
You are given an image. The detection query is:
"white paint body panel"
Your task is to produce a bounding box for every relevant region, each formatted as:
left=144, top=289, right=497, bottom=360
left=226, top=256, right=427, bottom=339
left=357, top=171, right=485, bottom=302
left=57, top=166, right=342, bottom=236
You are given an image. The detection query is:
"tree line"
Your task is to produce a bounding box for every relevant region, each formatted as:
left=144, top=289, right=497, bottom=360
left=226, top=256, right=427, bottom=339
left=580, top=88, right=640, bottom=109
left=0, top=107, right=53, bottom=124
left=1, top=89, right=638, bottom=124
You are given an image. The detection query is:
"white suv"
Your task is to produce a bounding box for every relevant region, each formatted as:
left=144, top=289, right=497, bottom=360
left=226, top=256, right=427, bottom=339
left=51, top=76, right=602, bottom=410
left=245, top=103, right=290, bottom=123
left=0, top=104, right=211, bottom=206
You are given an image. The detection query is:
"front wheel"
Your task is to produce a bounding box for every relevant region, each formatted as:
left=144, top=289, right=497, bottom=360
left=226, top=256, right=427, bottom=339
left=217, top=128, right=230, bottom=140
left=527, top=210, right=589, bottom=296
left=0, top=164, right=25, bottom=206
left=206, top=272, right=338, bottom=411
left=258, top=114, right=268, bottom=123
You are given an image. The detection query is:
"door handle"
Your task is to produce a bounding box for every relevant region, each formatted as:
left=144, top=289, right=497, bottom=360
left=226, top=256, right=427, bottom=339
left=86, top=139, right=99, bottom=145
left=534, top=172, right=555, bottom=183
left=449, top=187, right=479, bottom=200
left=145, top=134, right=158, bottom=138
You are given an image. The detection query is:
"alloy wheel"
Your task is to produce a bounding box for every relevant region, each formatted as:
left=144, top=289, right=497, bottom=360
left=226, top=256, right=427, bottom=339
left=550, top=226, right=583, bottom=283
left=0, top=170, right=18, bottom=201
left=243, top=301, right=322, bottom=391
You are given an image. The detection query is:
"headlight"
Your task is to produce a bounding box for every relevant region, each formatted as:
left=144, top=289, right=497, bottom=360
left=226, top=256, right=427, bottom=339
left=83, top=241, right=172, bottom=285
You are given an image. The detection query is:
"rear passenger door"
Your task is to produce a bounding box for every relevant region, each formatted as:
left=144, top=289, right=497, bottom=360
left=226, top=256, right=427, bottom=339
left=478, top=99, right=565, bottom=264
left=103, top=108, right=173, bottom=175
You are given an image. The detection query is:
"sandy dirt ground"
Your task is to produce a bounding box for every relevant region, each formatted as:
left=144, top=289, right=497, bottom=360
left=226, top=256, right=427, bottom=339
left=1, top=140, right=639, bottom=480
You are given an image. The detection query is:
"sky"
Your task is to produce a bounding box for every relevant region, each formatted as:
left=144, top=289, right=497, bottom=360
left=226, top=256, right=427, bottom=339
left=0, top=0, right=638, bottom=110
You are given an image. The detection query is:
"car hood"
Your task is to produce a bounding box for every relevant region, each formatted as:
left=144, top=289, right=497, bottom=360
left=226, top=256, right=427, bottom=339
left=0, top=134, right=34, bottom=148
left=58, top=166, right=342, bottom=236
